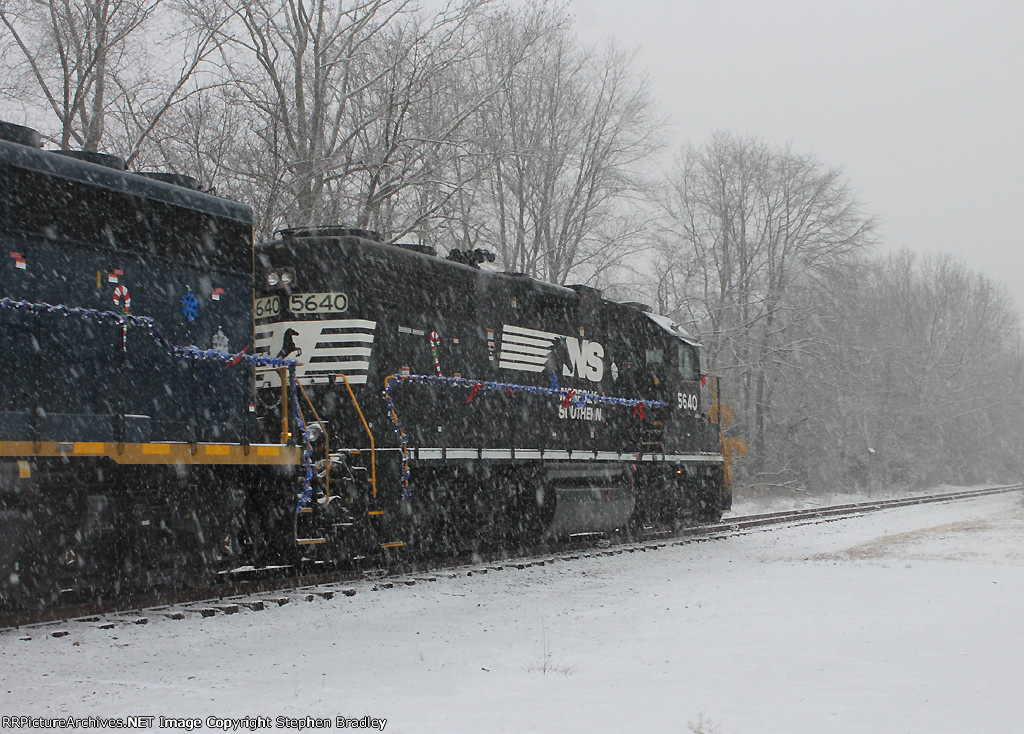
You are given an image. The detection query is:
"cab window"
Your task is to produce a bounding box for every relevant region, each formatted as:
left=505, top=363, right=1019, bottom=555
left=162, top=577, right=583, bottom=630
left=677, top=343, right=698, bottom=382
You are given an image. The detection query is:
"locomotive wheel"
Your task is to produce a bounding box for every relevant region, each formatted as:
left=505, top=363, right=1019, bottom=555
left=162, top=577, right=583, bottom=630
left=510, top=474, right=557, bottom=548
left=404, top=479, right=463, bottom=560
left=6, top=576, right=60, bottom=611
left=3, top=538, right=62, bottom=611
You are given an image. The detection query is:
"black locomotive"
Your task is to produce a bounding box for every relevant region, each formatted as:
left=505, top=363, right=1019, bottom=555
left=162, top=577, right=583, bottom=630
left=0, top=121, right=728, bottom=609
left=254, top=228, right=729, bottom=558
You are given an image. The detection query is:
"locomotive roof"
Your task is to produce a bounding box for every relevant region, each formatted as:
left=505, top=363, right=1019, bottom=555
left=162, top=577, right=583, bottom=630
left=0, top=138, right=252, bottom=224
left=263, top=228, right=702, bottom=345
left=643, top=311, right=701, bottom=347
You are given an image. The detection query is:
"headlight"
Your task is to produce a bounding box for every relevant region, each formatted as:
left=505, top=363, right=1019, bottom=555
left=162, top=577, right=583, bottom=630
left=266, top=271, right=280, bottom=286
left=279, top=269, right=294, bottom=285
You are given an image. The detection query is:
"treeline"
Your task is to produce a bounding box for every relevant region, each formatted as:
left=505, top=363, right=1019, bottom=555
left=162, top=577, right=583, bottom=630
left=0, top=0, right=655, bottom=281
left=3, top=0, right=1021, bottom=491
left=646, top=134, right=1024, bottom=491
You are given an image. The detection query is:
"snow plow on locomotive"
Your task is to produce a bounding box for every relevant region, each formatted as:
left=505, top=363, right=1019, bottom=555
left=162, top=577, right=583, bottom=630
left=0, top=120, right=730, bottom=610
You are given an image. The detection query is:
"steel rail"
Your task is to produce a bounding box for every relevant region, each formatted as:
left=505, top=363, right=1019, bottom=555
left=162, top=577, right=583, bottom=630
left=4, top=484, right=1021, bottom=634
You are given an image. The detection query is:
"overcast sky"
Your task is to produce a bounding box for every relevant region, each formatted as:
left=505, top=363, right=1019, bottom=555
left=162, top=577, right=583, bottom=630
left=571, top=0, right=1024, bottom=311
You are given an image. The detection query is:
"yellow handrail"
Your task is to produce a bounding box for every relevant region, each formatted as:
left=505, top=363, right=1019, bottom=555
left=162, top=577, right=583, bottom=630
left=341, top=374, right=377, bottom=499
left=709, top=377, right=746, bottom=489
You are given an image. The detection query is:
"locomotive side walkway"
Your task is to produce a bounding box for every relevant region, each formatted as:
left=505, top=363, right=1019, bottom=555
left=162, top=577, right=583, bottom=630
left=2, top=487, right=1023, bottom=733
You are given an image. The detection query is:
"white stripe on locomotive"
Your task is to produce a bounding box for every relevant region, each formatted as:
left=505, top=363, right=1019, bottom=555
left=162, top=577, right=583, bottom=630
left=255, top=319, right=378, bottom=387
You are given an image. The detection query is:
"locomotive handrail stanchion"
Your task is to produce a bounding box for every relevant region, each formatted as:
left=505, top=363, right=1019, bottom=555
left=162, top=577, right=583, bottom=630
left=278, top=367, right=290, bottom=445
left=341, top=374, right=377, bottom=500
left=712, top=377, right=728, bottom=486
left=296, top=380, right=330, bottom=503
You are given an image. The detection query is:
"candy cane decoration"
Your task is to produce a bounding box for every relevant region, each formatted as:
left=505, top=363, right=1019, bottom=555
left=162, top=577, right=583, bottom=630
left=429, top=330, right=442, bottom=376
left=112, top=284, right=131, bottom=351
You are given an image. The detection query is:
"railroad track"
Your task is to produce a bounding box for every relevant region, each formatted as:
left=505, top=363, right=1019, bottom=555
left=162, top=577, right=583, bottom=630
left=696, top=483, right=1023, bottom=534
left=5, top=484, right=1020, bottom=637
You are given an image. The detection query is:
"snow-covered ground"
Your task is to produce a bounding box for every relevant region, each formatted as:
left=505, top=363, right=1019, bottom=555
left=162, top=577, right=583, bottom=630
left=3, top=488, right=1024, bottom=733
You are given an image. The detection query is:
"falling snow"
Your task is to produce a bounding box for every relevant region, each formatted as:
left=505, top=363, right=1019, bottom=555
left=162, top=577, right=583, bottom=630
left=2, top=489, right=1022, bottom=733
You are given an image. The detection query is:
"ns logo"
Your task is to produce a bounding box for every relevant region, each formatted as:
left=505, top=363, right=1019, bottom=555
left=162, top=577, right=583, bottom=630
left=562, top=337, right=605, bottom=382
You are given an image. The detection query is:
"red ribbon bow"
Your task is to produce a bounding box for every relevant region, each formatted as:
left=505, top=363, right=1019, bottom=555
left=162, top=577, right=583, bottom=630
left=226, top=344, right=251, bottom=368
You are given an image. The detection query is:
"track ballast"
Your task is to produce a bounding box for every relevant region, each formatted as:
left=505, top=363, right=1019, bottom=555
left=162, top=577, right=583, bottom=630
left=5, top=484, right=1020, bottom=635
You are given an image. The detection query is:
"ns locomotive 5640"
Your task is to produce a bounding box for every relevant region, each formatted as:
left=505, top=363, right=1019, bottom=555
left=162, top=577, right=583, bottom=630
left=253, top=228, right=730, bottom=558
left=0, top=120, right=729, bottom=609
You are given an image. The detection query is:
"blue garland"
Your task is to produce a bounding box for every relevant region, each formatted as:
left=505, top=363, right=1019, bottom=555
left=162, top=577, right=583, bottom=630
left=382, top=373, right=668, bottom=501
left=0, top=296, right=314, bottom=512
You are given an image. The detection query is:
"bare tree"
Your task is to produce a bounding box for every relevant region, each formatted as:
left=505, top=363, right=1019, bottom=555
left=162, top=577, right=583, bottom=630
left=656, top=133, right=876, bottom=471
left=459, top=8, right=660, bottom=285
left=209, top=0, right=404, bottom=230
left=655, top=140, right=1024, bottom=492
left=0, top=0, right=223, bottom=156
left=849, top=252, right=1024, bottom=486
left=195, top=0, right=505, bottom=238
left=326, top=0, right=524, bottom=240
left=773, top=250, right=1024, bottom=491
